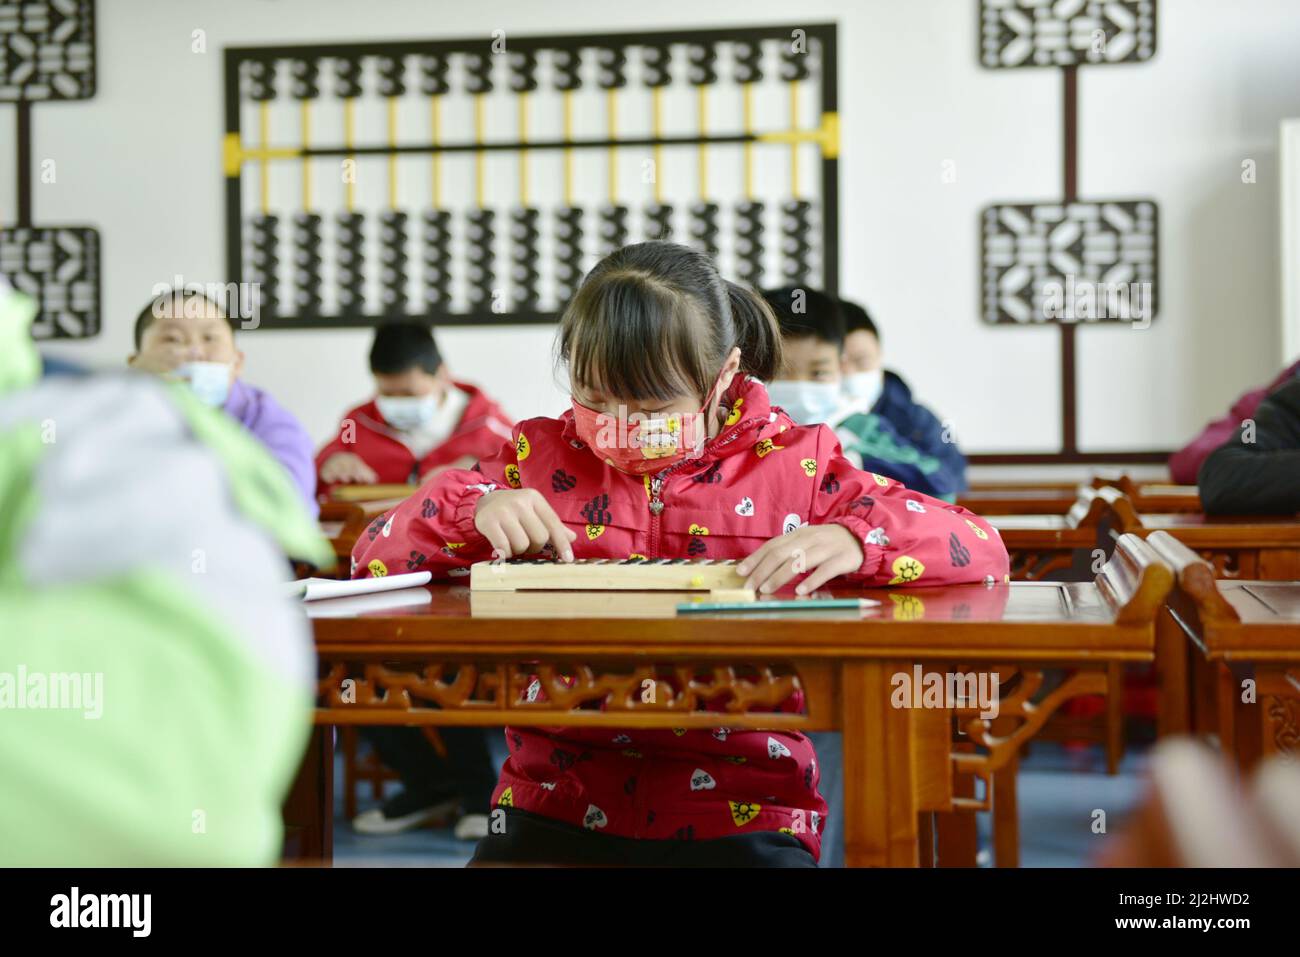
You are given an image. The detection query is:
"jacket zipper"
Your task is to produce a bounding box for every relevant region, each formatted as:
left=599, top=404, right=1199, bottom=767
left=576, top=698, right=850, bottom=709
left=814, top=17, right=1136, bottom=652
left=643, top=415, right=764, bottom=558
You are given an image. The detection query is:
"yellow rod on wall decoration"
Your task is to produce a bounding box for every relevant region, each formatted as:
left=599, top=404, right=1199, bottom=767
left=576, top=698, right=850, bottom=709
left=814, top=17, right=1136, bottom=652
left=697, top=85, right=708, bottom=200
left=431, top=95, right=442, bottom=208
left=607, top=88, right=618, bottom=205
left=259, top=101, right=270, bottom=214
left=652, top=86, right=663, bottom=205
left=519, top=91, right=530, bottom=207
left=301, top=101, right=311, bottom=211
left=742, top=83, right=754, bottom=201
left=788, top=80, right=799, bottom=199
left=563, top=90, right=574, bottom=207
left=343, top=98, right=356, bottom=212
left=387, top=97, right=398, bottom=210
left=475, top=93, right=485, bottom=209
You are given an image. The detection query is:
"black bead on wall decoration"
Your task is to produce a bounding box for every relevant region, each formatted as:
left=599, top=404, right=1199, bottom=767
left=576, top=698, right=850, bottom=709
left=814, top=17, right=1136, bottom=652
left=336, top=212, right=365, bottom=312
left=292, top=213, right=322, bottom=314
left=223, top=25, right=839, bottom=328
left=510, top=208, right=541, bottom=310
left=248, top=214, right=280, bottom=319
left=422, top=210, right=453, bottom=310
left=465, top=210, right=496, bottom=311
left=554, top=206, right=586, bottom=306
left=379, top=210, right=409, bottom=314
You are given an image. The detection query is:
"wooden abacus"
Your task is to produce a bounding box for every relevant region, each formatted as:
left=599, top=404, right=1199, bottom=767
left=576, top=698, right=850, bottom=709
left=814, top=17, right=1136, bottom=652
left=469, top=557, right=747, bottom=591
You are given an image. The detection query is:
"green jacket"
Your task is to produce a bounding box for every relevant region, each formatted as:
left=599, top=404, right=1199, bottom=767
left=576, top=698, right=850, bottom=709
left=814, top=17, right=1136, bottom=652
left=0, top=288, right=331, bottom=865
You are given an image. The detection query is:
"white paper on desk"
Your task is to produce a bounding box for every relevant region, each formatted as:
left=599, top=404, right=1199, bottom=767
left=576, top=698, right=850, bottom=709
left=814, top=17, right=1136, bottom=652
left=288, top=571, right=432, bottom=601
left=304, top=586, right=434, bottom=618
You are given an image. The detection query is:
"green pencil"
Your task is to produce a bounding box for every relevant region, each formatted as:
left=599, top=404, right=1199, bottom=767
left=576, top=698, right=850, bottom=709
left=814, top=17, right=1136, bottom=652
left=676, top=597, right=881, bottom=614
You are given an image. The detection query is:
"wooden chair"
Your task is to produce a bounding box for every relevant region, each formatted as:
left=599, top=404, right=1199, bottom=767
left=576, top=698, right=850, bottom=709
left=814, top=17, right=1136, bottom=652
left=993, top=487, right=1141, bottom=774
left=339, top=726, right=450, bottom=822
left=938, top=532, right=1174, bottom=867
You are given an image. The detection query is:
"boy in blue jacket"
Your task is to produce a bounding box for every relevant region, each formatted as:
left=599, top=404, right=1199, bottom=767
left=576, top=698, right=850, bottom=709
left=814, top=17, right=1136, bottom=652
left=762, top=288, right=968, bottom=501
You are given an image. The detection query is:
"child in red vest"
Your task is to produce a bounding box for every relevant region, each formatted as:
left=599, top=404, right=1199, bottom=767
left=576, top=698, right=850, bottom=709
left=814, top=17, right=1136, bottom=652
left=352, top=243, right=1010, bottom=866
left=316, top=322, right=513, bottom=497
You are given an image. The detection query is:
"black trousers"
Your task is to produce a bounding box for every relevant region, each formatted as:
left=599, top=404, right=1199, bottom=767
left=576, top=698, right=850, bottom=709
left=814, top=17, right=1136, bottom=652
left=470, top=808, right=818, bottom=868
left=360, top=726, right=498, bottom=812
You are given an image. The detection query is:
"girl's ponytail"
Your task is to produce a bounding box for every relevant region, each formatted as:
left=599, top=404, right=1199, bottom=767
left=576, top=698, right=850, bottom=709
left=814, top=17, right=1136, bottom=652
left=726, top=280, right=782, bottom=382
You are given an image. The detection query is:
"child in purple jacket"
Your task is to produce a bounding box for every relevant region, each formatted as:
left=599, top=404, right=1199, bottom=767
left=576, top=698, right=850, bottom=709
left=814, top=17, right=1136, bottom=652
left=128, top=287, right=318, bottom=516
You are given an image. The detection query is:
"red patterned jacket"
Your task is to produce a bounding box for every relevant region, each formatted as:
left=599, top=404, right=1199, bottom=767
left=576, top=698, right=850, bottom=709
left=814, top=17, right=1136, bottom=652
left=316, top=381, right=514, bottom=497
left=351, top=376, right=1009, bottom=859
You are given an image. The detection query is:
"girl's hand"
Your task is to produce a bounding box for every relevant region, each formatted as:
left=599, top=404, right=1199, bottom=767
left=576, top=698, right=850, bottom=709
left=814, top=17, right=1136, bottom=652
left=475, top=488, right=578, bottom=562
left=738, top=523, right=865, bottom=595
left=319, top=452, right=380, bottom=485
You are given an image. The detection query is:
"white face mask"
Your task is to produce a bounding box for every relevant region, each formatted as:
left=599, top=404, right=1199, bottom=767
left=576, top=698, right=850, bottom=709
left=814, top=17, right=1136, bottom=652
left=176, top=361, right=232, bottom=408
left=376, top=393, right=443, bottom=432
left=766, top=379, right=844, bottom=425
left=842, top=369, right=885, bottom=409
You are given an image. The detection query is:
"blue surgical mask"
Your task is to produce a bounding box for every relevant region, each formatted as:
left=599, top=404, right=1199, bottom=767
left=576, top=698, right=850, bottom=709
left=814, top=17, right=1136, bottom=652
left=766, top=379, right=844, bottom=425
left=176, top=361, right=232, bottom=408
left=376, top=393, right=441, bottom=432
left=842, top=369, right=884, bottom=409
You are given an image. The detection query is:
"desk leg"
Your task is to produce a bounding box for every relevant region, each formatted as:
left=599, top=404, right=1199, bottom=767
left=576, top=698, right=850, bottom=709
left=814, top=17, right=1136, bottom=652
left=993, top=755, right=1019, bottom=868
left=281, top=725, right=335, bottom=865
left=1214, top=663, right=1237, bottom=762
left=1155, top=607, right=1190, bottom=738
left=842, top=661, right=918, bottom=867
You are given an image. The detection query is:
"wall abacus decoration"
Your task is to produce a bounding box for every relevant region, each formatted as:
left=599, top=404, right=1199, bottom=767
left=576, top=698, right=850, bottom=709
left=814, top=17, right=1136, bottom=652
left=0, top=0, right=101, bottom=340
left=223, top=24, right=839, bottom=329
left=976, top=0, right=1161, bottom=465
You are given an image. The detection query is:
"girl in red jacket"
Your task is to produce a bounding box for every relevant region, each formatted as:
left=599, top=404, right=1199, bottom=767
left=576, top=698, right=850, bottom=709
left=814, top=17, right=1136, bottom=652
left=352, top=242, right=1010, bottom=866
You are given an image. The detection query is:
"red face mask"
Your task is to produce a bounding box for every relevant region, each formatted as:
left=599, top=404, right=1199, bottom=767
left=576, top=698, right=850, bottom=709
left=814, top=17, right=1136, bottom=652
left=571, top=372, right=729, bottom=476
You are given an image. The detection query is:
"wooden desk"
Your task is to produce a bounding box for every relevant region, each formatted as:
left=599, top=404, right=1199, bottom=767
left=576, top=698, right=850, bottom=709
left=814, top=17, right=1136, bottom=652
left=1124, top=512, right=1300, bottom=579
left=959, top=478, right=1200, bottom=518
left=1146, top=532, right=1300, bottom=772
left=291, top=535, right=1171, bottom=867
left=986, top=487, right=1138, bottom=581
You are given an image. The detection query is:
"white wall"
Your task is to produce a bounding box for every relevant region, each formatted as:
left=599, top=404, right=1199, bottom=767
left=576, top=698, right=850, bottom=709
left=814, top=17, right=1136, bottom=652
left=12, top=0, right=1300, bottom=452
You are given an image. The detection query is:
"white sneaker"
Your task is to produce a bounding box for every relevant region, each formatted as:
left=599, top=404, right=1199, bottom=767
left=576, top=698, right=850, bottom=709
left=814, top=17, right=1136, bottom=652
left=352, top=796, right=459, bottom=836
left=453, top=813, right=490, bottom=841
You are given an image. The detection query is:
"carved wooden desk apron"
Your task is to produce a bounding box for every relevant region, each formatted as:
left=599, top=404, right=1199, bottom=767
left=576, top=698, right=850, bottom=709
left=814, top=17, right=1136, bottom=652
left=302, top=537, right=1170, bottom=867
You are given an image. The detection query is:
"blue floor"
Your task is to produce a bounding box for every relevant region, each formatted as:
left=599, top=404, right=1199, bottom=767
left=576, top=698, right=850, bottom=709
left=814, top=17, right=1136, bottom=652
left=332, top=732, right=1150, bottom=868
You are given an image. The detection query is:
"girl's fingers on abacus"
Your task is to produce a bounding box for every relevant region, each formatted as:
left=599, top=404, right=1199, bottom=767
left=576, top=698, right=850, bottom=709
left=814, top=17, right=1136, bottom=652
left=500, top=516, right=532, bottom=556
left=762, top=542, right=835, bottom=595
left=794, top=553, right=856, bottom=596
left=737, top=537, right=778, bottom=579
left=746, top=546, right=799, bottom=594
left=517, top=509, right=552, bottom=554
left=478, top=520, right=514, bottom=561
left=529, top=495, right=577, bottom=561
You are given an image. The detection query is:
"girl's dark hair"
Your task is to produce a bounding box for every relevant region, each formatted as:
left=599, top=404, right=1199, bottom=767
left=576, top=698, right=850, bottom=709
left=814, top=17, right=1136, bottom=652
left=557, top=242, right=781, bottom=403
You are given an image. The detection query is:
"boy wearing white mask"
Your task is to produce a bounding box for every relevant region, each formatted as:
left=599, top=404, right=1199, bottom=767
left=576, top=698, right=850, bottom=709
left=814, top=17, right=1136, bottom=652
left=762, top=288, right=967, bottom=502
left=316, top=322, right=513, bottom=496
left=129, top=288, right=318, bottom=515
left=318, top=321, right=508, bottom=839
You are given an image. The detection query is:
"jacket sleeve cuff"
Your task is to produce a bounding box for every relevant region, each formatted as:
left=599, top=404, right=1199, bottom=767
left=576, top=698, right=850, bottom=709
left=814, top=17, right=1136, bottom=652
left=452, top=481, right=499, bottom=539
left=827, top=514, right=886, bottom=581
